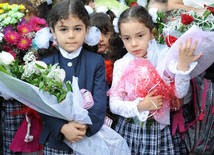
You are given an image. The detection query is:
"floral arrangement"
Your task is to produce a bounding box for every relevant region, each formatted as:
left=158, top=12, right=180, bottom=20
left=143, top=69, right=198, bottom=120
left=163, top=4, right=214, bottom=47
left=0, top=3, right=47, bottom=63
left=0, top=51, right=72, bottom=103
left=152, top=4, right=214, bottom=47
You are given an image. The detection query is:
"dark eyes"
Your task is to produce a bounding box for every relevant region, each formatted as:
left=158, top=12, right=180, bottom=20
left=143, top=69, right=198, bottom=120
left=103, top=32, right=109, bottom=36
left=123, top=37, right=130, bottom=41
left=75, top=27, right=81, bottom=31
left=60, top=28, right=67, bottom=32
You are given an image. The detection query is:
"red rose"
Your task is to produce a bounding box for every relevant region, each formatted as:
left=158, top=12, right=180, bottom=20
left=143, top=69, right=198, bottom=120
left=180, top=14, right=194, bottom=25
left=207, top=7, right=214, bottom=15
left=129, top=2, right=138, bottom=7
left=165, top=35, right=178, bottom=47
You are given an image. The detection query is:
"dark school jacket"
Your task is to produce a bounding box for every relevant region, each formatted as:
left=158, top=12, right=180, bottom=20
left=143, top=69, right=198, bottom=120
left=38, top=48, right=108, bottom=151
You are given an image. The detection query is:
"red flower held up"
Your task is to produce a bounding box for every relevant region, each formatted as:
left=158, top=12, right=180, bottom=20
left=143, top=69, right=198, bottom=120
left=207, top=7, right=214, bottom=15
left=180, top=14, right=194, bottom=25
left=165, top=35, right=178, bottom=47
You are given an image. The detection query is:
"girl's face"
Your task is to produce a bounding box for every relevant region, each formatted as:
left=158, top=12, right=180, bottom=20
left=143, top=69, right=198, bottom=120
left=51, top=15, right=89, bottom=53
left=97, top=31, right=112, bottom=54
left=120, top=19, right=154, bottom=58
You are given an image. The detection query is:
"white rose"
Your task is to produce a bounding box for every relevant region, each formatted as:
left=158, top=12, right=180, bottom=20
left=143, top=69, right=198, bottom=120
left=0, top=51, right=15, bottom=66
left=35, top=61, right=47, bottom=72
left=56, top=69, right=65, bottom=83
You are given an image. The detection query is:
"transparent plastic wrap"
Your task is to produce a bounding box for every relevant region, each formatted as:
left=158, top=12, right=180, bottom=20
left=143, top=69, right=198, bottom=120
left=0, top=72, right=130, bottom=155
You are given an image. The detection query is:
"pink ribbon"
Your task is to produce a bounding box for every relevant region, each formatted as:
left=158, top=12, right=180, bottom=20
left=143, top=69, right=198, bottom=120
left=172, top=108, right=185, bottom=136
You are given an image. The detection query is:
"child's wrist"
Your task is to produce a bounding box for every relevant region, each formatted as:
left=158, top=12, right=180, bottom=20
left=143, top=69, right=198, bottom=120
left=177, top=64, right=189, bottom=72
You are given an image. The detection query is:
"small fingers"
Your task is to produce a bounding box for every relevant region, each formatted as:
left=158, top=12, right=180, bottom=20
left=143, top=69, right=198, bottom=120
left=191, top=40, right=198, bottom=53
left=186, top=38, right=192, bottom=52
left=193, top=53, right=203, bottom=62
left=156, top=102, right=163, bottom=110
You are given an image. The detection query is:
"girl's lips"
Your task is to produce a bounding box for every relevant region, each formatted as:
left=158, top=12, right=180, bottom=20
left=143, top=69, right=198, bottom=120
left=132, top=49, right=140, bottom=53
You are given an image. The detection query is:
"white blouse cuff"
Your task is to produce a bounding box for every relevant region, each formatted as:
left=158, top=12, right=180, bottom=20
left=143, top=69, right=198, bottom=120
left=169, top=60, right=198, bottom=75
left=134, top=97, right=149, bottom=122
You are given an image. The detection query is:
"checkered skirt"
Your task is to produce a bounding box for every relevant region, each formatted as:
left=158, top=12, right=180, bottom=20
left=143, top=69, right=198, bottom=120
left=1, top=99, right=25, bottom=155
left=115, top=117, right=175, bottom=155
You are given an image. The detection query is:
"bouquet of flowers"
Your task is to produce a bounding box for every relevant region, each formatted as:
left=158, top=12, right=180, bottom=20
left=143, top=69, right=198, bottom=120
left=0, top=3, right=47, bottom=63
left=0, top=36, right=130, bottom=155
left=162, top=4, right=214, bottom=79
left=0, top=51, right=131, bottom=155
left=150, top=4, right=214, bottom=79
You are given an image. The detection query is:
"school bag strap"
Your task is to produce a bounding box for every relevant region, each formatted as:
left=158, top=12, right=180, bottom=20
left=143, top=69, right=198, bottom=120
left=183, top=76, right=214, bottom=154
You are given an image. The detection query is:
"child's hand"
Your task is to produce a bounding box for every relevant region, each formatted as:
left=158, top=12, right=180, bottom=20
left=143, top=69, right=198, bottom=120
left=177, top=38, right=203, bottom=71
left=138, top=90, right=163, bottom=112
left=60, top=121, right=88, bottom=143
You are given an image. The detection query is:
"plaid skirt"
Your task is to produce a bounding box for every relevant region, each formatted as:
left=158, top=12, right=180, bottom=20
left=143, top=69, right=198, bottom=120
left=43, top=143, right=75, bottom=155
left=170, top=103, right=195, bottom=155
left=115, top=117, right=174, bottom=155
left=1, top=99, right=25, bottom=155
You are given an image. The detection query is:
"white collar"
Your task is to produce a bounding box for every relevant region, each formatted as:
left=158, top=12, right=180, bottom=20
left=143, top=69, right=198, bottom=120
left=59, top=47, right=82, bottom=60
left=126, top=52, right=146, bottom=60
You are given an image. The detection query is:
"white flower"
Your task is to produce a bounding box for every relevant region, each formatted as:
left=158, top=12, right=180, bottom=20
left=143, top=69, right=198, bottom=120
left=23, top=52, right=36, bottom=63
left=47, top=64, right=66, bottom=83
left=0, top=30, right=4, bottom=42
left=148, top=7, right=158, bottom=23
left=22, top=61, right=40, bottom=79
left=56, top=69, right=66, bottom=83
left=35, top=61, right=47, bottom=73
left=0, top=51, right=15, bottom=66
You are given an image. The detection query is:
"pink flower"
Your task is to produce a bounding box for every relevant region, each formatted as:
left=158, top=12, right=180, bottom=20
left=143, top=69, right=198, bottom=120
left=17, top=37, right=32, bottom=50
left=28, top=17, right=48, bottom=32
left=17, top=24, right=32, bottom=35
left=4, top=31, right=19, bottom=45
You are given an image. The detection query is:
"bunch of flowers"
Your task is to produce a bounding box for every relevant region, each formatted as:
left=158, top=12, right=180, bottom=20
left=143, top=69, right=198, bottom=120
left=151, top=4, right=214, bottom=47
left=0, top=51, right=72, bottom=103
left=163, top=4, right=214, bottom=47
left=0, top=3, right=47, bottom=63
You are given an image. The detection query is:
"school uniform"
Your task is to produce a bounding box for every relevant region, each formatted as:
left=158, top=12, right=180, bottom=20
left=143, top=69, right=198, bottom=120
left=1, top=100, right=25, bottom=154
left=39, top=47, right=108, bottom=153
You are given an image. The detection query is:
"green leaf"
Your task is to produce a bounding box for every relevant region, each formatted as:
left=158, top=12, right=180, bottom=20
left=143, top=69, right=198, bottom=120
left=35, top=63, right=46, bottom=70
left=39, top=81, right=44, bottom=90
left=0, top=65, right=12, bottom=76
left=66, top=82, right=73, bottom=92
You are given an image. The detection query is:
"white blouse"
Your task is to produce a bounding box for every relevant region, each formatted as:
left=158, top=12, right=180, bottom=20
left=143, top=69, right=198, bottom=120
left=109, top=53, right=196, bottom=122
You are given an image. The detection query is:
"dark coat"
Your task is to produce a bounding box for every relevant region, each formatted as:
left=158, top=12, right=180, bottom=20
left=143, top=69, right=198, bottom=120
left=39, top=49, right=108, bottom=151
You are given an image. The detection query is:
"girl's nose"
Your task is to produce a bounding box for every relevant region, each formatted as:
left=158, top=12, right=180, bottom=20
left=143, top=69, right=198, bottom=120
left=99, top=34, right=104, bottom=42
left=131, top=39, right=138, bottom=47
